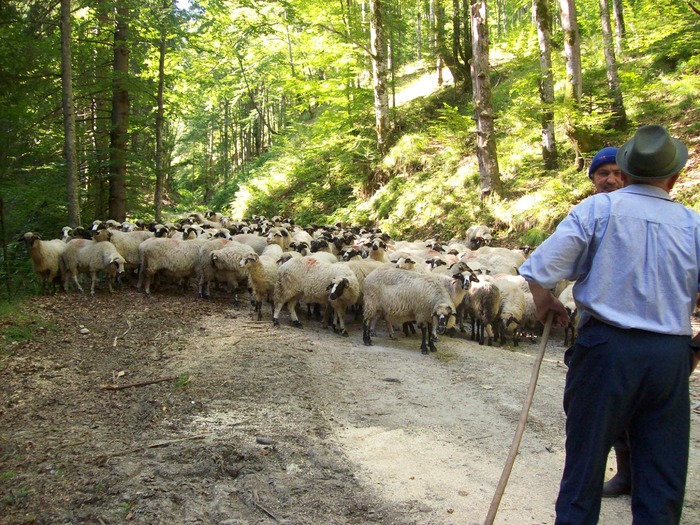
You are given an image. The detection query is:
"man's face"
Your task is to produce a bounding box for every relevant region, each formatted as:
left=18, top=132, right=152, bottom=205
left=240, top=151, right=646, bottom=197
left=592, top=163, right=624, bottom=193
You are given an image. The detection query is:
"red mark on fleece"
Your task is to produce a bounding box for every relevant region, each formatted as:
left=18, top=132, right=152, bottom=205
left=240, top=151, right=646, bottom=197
left=304, top=258, right=318, bottom=268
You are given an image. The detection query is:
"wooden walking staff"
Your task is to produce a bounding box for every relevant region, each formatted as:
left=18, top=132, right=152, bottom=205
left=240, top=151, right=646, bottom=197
left=483, top=311, right=555, bottom=525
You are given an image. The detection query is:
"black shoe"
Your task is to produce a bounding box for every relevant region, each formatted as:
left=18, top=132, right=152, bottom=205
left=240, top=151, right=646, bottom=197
left=602, top=474, right=631, bottom=497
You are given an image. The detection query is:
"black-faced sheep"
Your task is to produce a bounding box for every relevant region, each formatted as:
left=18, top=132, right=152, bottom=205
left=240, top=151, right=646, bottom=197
left=462, top=274, right=501, bottom=346
left=362, top=268, right=456, bottom=354
left=272, top=256, right=359, bottom=335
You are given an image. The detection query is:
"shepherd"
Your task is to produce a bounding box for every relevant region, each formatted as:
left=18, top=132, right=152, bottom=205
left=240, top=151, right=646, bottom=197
left=519, top=125, right=700, bottom=524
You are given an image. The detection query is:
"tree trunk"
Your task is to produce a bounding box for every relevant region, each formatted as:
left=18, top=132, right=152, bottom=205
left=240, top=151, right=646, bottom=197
left=599, top=0, right=627, bottom=130
left=435, top=1, right=445, bottom=86
left=60, top=0, right=80, bottom=227
left=470, top=1, right=501, bottom=199
left=534, top=0, right=557, bottom=169
left=558, top=0, right=582, bottom=104
left=611, top=0, right=625, bottom=56
left=154, top=0, right=168, bottom=223
left=109, top=4, right=129, bottom=222
left=369, top=0, right=391, bottom=156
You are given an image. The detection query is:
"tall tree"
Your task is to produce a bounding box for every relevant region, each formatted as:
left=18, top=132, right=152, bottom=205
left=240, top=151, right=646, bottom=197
left=109, top=3, right=130, bottom=221
left=558, top=0, right=582, bottom=104
left=369, top=0, right=391, bottom=155
left=599, top=0, right=626, bottom=130
left=611, top=0, right=625, bottom=55
left=60, top=0, right=80, bottom=227
left=154, top=0, right=170, bottom=223
left=470, top=0, right=501, bottom=198
left=533, top=0, right=557, bottom=169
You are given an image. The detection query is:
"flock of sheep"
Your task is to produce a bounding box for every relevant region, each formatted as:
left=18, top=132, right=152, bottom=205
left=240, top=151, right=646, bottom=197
left=21, top=213, right=577, bottom=354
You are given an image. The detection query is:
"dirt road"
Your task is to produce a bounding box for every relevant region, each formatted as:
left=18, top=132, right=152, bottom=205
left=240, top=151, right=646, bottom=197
left=1, top=290, right=699, bottom=524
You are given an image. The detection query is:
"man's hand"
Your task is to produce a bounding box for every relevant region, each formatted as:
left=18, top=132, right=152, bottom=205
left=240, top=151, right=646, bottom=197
left=528, top=281, right=570, bottom=327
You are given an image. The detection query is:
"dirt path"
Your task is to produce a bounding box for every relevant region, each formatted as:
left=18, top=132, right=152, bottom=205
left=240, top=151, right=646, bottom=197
left=1, top=290, right=699, bottom=524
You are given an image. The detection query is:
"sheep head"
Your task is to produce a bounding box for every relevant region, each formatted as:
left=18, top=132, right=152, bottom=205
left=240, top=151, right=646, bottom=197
left=432, top=304, right=456, bottom=335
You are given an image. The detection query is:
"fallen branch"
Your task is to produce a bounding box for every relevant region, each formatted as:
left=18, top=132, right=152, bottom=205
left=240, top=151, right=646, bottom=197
left=105, top=435, right=206, bottom=458
left=113, top=319, right=132, bottom=347
left=252, top=489, right=280, bottom=522
left=99, top=375, right=178, bottom=391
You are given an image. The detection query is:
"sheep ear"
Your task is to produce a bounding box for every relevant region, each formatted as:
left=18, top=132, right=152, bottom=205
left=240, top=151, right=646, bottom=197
left=326, top=282, right=334, bottom=291
left=281, top=229, right=289, bottom=237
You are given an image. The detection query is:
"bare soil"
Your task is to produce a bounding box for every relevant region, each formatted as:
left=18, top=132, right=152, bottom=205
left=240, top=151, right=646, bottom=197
left=1, top=288, right=699, bottom=525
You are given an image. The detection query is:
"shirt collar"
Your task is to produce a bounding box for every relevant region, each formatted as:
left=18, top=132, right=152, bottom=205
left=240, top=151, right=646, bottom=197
left=619, top=184, right=671, bottom=200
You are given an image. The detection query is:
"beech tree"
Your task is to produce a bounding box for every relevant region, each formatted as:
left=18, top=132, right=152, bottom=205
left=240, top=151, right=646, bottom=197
left=369, top=0, right=391, bottom=155
left=534, top=0, right=557, bottom=169
left=470, top=0, right=501, bottom=198
left=599, top=0, right=627, bottom=130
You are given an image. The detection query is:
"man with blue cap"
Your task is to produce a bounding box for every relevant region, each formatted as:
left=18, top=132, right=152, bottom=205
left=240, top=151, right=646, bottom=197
left=589, top=146, right=623, bottom=194
left=520, top=125, right=700, bottom=524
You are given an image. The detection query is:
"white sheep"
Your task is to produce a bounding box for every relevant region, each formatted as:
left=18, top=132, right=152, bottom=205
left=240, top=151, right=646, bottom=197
left=93, top=228, right=153, bottom=277
left=61, top=239, right=126, bottom=294
left=208, top=242, right=256, bottom=305
left=368, top=238, right=391, bottom=263
left=138, top=237, right=207, bottom=295
left=241, top=252, right=279, bottom=321
left=266, top=226, right=291, bottom=251
left=196, top=238, right=233, bottom=299
left=557, top=282, right=578, bottom=346
left=230, top=233, right=268, bottom=254
left=362, top=267, right=456, bottom=354
left=272, top=256, right=359, bottom=335
left=492, top=274, right=527, bottom=346
left=21, top=232, right=67, bottom=294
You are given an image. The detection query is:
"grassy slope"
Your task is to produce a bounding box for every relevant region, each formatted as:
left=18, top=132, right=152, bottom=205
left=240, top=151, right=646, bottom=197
left=223, top=16, right=700, bottom=246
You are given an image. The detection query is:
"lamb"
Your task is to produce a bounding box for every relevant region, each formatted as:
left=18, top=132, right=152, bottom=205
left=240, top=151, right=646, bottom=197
left=362, top=268, right=456, bottom=354
left=61, top=239, right=126, bottom=294
left=462, top=274, right=501, bottom=345
left=465, top=225, right=493, bottom=250
left=271, top=256, right=360, bottom=336
left=241, top=252, right=279, bottom=321
left=138, top=237, right=207, bottom=295
left=209, top=242, right=256, bottom=305
left=21, top=232, right=68, bottom=294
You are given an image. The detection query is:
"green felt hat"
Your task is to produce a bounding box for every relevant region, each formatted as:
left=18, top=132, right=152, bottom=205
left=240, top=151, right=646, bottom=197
left=616, top=125, right=688, bottom=180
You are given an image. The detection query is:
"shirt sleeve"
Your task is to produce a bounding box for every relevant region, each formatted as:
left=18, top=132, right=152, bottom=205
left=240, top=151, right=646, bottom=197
left=519, top=204, right=593, bottom=290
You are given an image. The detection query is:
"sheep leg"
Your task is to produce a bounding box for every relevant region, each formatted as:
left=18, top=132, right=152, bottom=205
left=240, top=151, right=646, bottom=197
left=362, top=319, right=373, bottom=346
left=255, top=298, right=263, bottom=321
left=287, top=299, right=303, bottom=328
left=72, top=271, right=84, bottom=293
left=334, top=307, right=349, bottom=337
left=419, top=325, right=430, bottom=354
left=428, top=323, right=438, bottom=352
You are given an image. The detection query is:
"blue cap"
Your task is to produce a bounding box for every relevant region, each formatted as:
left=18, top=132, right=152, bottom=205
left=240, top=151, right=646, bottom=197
left=588, top=147, right=619, bottom=179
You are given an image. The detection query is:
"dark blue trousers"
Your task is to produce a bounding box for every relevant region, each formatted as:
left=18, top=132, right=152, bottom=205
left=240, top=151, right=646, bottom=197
left=555, top=319, right=691, bottom=525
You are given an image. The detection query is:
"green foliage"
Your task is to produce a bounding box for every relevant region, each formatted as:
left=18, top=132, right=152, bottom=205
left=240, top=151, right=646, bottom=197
left=0, top=299, right=57, bottom=355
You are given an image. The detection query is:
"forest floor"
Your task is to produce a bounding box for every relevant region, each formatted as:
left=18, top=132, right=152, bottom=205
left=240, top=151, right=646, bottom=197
left=1, top=287, right=700, bottom=525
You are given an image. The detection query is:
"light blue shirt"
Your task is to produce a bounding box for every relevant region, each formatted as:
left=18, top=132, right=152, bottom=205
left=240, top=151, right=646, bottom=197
left=520, top=184, right=700, bottom=335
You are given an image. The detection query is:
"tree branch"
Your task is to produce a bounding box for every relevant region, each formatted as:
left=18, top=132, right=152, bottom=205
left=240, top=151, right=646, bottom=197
left=689, top=2, right=700, bottom=16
